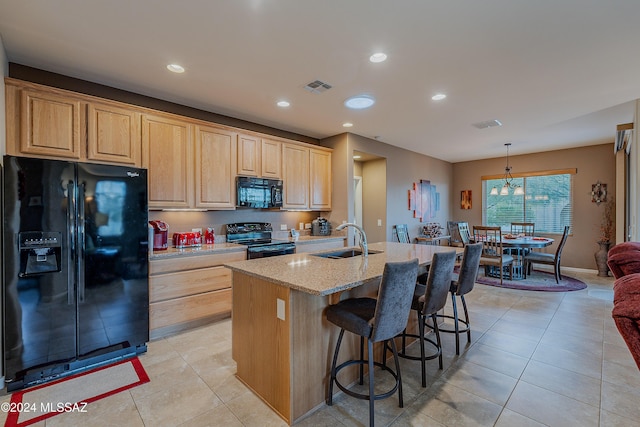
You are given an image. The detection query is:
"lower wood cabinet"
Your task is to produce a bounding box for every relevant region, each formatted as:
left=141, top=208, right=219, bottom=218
left=149, top=250, right=245, bottom=338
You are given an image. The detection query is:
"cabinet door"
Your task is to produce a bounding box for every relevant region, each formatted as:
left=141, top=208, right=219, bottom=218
left=87, top=101, right=141, bottom=166
left=19, top=89, right=83, bottom=159
left=195, top=125, right=237, bottom=209
left=261, top=138, right=282, bottom=178
left=143, top=114, right=193, bottom=208
left=282, top=143, right=309, bottom=209
left=310, top=149, right=332, bottom=210
left=237, top=133, right=260, bottom=176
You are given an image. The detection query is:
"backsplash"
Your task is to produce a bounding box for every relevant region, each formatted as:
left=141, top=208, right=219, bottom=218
left=148, top=209, right=322, bottom=241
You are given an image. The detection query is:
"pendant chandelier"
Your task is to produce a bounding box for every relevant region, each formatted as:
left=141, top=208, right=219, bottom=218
left=490, top=143, right=524, bottom=196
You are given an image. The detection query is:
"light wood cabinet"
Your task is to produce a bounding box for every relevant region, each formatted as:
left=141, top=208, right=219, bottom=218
left=310, top=148, right=332, bottom=210
left=237, top=133, right=260, bottom=176
left=261, top=138, right=282, bottom=178
left=142, top=113, right=194, bottom=208
left=282, top=143, right=332, bottom=210
left=282, top=143, right=310, bottom=209
left=195, top=125, right=237, bottom=209
left=149, top=250, right=246, bottom=339
left=12, top=85, right=84, bottom=160
left=5, top=78, right=143, bottom=166
left=87, top=100, right=141, bottom=165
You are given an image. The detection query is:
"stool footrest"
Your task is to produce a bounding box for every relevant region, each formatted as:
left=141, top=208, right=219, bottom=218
left=392, top=333, right=441, bottom=361
left=331, top=359, right=399, bottom=402
left=426, top=314, right=470, bottom=334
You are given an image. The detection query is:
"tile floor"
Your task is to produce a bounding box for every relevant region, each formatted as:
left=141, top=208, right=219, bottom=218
left=2, top=270, right=639, bottom=426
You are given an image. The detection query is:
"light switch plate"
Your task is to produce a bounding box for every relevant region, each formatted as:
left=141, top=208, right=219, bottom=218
left=377, top=219, right=382, bottom=226
left=280, top=224, right=288, bottom=231
left=277, top=298, right=285, bottom=320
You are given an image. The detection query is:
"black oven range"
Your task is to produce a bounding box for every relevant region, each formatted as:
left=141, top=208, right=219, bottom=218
left=226, top=223, right=296, bottom=259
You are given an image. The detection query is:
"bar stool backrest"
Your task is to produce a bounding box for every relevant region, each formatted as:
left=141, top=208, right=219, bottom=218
left=455, top=242, right=483, bottom=296
left=420, top=251, right=457, bottom=316
left=370, top=258, right=420, bottom=342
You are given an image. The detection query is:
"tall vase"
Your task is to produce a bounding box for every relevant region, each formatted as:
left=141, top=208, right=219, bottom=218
left=594, top=241, right=611, bottom=277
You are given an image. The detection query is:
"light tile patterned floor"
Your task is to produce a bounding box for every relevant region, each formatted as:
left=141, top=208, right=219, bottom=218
left=2, top=270, right=638, bottom=426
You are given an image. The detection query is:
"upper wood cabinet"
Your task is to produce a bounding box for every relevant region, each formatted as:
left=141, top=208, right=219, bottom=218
left=195, top=125, right=237, bottom=209
left=282, top=143, right=310, bottom=209
left=5, top=78, right=143, bottom=166
left=237, top=134, right=282, bottom=178
left=87, top=101, right=141, bottom=165
left=9, top=85, right=84, bottom=160
left=261, top=138, right=282, bottom=179
left=237, top=133, right=260, bottom=176
left=142, top=113, right=194, bottom=208
left=310, top=148, right=332, bottom=210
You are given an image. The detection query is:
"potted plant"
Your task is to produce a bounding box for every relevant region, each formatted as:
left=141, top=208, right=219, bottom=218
left=595, top=197, right=614, bottom=276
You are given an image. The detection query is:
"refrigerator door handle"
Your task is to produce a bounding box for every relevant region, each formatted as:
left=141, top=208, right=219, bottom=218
left=78, top=183, right=86, bottom=303
left=67, top=181, right=76, bottom=306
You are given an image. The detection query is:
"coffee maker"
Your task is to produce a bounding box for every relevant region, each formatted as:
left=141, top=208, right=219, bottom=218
left=149, top=220, right=169, bottom=251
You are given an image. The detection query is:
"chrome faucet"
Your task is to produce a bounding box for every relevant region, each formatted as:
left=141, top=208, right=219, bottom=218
left=336, top=222, right=368, bottom=257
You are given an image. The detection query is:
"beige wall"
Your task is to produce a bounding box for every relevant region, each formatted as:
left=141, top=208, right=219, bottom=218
left=321, top=133, right=453, bottom=243
left=362, top=158, right=387, bottom=243
left=452, top=144, right=616, bottom=270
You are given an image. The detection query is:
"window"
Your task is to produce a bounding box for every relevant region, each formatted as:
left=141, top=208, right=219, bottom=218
left=482, top=170, right=574, bottom=234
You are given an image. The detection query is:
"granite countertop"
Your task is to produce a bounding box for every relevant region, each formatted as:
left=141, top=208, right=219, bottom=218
left=224, top=241, right=462, bottom=296
left=149, top=242, right=246, bottom=260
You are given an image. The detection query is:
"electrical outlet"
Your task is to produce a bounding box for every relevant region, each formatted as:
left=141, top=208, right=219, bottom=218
left=280, top=224, right=288, bottom=231
left=299, top=222, right=304, bottom=230
left=305, top=223, right=311, bottom=229
left=377, top=219, right=382, bottom=226
left=277, top=299, right=285, bottom=320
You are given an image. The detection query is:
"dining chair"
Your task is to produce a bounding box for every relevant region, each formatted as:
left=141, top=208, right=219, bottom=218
left=472, top=225, right=514, bottom=285
left=508, top=222, right=535, bottom=255
left=510, top=222, right=535, bottom=236
left=393, top=224, right=411, bottom=243
left=524, top=225, right=570, bottom=283
left=447, top=221, right=471, bottom=247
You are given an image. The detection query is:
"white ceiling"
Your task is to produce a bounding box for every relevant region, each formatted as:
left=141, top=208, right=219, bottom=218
left=1, top=0, right=639, bottom=163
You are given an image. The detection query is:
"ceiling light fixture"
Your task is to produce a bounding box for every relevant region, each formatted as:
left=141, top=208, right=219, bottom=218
left=344, top=95, right=375, bottom=110
left=490, top=143, right=524, bottom=196
left=353, top=155, right=362, bottom=159
left=369, top=52, right=387, bottom=63
left=166, top=64, right=185, bottom=73
left=343, top=122, right=353, bottom=128
left=276, top=100, right=290, bottom=107
left=431, top=93, right=446, bottom=101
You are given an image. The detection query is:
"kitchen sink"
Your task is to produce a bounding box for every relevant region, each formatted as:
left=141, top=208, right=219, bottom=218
left=311, top=249, right=383, bottom=259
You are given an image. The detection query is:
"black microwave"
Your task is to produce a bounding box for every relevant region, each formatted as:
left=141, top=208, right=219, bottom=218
left=236, top=176, right=283, bottom=209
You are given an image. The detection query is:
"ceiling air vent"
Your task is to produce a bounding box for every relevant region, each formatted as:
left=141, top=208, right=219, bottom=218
left=472, top=119, right=503, bottom=129
left=304, top=80, right=332, bottom=94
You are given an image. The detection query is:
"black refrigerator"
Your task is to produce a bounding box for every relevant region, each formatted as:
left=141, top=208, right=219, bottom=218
left=2, top=155, right=149, bottom=391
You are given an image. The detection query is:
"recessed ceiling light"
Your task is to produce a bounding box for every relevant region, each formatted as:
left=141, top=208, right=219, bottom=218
left=343, top=122, right=353, bottom=128
left=166, top=64, right=185, bottom=73
left=431, top=93, right=446, bottom=101
left=369, top=52, right=387, bottom=63
left=344, top=95, right=375, bottom=110
left=277, top=100, right=290, bottom=108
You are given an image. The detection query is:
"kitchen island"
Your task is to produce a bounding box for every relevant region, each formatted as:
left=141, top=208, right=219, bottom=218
left=225, top=241, right=462, bottom=424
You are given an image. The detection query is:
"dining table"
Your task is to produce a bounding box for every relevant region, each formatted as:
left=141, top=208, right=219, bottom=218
left=474, top=235, right=555, bottom=280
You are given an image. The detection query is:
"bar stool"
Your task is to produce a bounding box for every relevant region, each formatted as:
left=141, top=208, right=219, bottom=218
left=394, top=251, right=457, bottom=387
left=428, top=242, right=482, bottom=355
left=326, top=259, right=419, bottom=427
